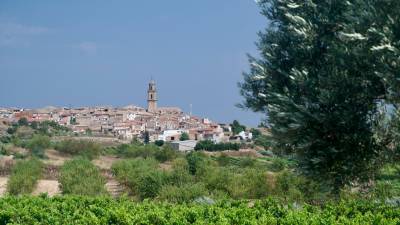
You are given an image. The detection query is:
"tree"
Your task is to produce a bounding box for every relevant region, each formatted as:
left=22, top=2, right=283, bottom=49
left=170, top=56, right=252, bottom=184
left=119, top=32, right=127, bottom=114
left=143, top=131, right=150, bottom=144
left=154, top=140, right=164, bottom=147
left=250, top=128, right=261, bottom=139
left=230, top=120, right=246, bottom=135
left=179, top=132, right=189, bottom=141
left=17, top=118, right=29, bottom=126
left=239, top=0, right=399, bottom=194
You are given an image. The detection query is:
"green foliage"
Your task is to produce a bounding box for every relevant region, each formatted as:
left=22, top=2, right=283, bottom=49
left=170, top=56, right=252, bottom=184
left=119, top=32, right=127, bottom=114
left=85, top=128, right=92, bottom=136
left=168, top=158, right=193, bottom=186
left=158, top=183, right=207, bottom=203
left=115, top=143, right=158, bottom=158
left=275, top=170, right=303, bottom=202
left=154, top=140, right=164, bottom=147
left=268, top=157, right=289, bottom=172
left=17, top=118, right=29, bottom=126
left=6, top=126, right=17, bottom=135
left=230, top=120, right=246, bottom=135
left=1, top=197, right=399, bottom=224
left=111, top=158, right=160, bottom=197
left=70, top=117, right=77, bottom=125
left=143, top=131, right=150, bottom=144
left=239, top=0, right=400, bottom=194
left=194, top=140, right=240, bottom=151
left=137, top=171, right=165, bottom=200
left=154, top=144, right=178, bottom=162
left=54, top=139, right=102, bottom=160
left=229, top=168, right=271, bottom=199
left=216, top=154, right=230, bottom=166
left=179, top=132, right=189, bottom=141
left=185, top=152, right=207, bottom=175
left=238, top=157, right=256, bottom=168
left=0, top=135, right=11, bottom=144
left=254, top=135, right=271, bottom=150
left=26, top=134, right=51, bottom=150
left=250, top=128, right=261, bottom=139
left=59, top=158, right=107, bottom=196
left=26, top=134, right=51, bottom=158
left=114, top=143, right=177, bottom=162
left=33, top=120, right=70, bottom=135
left=7, top=159, right=43, bottom=195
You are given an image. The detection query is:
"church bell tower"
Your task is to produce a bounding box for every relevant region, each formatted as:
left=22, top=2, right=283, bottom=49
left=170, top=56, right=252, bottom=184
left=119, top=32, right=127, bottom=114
left=147, top=79, right=157, bottom=113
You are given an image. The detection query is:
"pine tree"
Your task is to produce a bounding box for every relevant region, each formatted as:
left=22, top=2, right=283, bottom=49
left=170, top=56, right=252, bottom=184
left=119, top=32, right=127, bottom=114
left=240, top=0, right=400, bottom=194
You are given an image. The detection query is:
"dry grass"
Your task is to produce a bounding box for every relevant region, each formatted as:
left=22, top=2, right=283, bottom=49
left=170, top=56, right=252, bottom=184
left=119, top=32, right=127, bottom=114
left=203, top=149, right=263, bottom=158
left=0, top=156, right=15, bottom=175
left=159, top=162, right=172, bottom=171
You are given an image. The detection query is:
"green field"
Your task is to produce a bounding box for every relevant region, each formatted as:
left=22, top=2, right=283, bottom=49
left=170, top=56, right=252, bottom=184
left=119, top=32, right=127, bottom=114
left=0, top=196, right=399, bottom=225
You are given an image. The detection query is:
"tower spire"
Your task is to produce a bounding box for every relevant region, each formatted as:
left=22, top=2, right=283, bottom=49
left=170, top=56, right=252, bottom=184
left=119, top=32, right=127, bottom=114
left=147, top=79, right=157, bottom=113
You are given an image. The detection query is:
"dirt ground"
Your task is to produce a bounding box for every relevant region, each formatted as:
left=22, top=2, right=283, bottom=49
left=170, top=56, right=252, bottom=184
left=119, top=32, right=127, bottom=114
left=32, top=180, right=61, bottom=196
left=0, top=177, right=8, bottom=196
left=92, top=156, right=121, bottom=170
left=43, top=149, right=71, bottom=166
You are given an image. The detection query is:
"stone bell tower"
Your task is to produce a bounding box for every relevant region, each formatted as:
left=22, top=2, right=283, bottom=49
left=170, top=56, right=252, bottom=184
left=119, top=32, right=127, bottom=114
left=147, top=79, right=157, bottom=113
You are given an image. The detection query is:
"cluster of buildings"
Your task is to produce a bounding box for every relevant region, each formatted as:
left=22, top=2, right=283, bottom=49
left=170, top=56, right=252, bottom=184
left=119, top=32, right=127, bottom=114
left=0, top=81, right=254, bottom=148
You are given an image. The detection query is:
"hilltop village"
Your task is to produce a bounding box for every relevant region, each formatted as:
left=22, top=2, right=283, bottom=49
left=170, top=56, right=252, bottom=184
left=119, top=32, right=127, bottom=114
left=0, top=81, right=253, bottom=148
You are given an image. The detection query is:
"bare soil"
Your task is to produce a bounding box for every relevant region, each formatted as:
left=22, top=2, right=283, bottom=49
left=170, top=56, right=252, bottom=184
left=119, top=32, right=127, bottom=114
left=32, top=179, right=61, bottom=196
left=0, top=176, right=8, bottom=196
left=43, top=149, right=70, bottom=166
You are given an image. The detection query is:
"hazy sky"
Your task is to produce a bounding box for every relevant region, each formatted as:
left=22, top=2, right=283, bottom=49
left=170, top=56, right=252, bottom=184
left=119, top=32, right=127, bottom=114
left=0, top=1, right=266, bottom=126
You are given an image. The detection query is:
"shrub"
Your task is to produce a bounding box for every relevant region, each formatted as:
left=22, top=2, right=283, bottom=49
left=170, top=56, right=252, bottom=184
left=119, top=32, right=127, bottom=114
left=158, top=183, right=207, bottom=203
left=137, top=171, right=165, bottom=200
left=115, top=143, right=158, bottom=159
left=111, top=158, right=159, bottom=197
left=154, top=140, right=164, bottom=147
left=275, top=170, right=303, bottom=202
left=373, top=181, right=395, bottom=200
left=238, top=157, right=256, bottom=168
left=228, top=169, right=270, bottom=199
left=269, top=157, right=287, bottom=172
left=186, top=152, right=208, bottom=175
left=194, top=140, right=240, bottom=151
left=7, top=159, right=43, bottom=195
left=55, top=139, right=101, bottom=160
left=0, top=135, right=11, bottom=144
left=167, top=158, right=193, bottom=186
left=216, top=154, right=231, bottom=166
left=254, top=135, right=271, bottom=150
left=202, top=166, right=233, bottom=194
left=179, top=132, right=189, bottom=141
left=154, top=144, right=178, bottom=162
left=59, top=158, right=107, bottom=196
left=26, top=135, right=51, bottom=158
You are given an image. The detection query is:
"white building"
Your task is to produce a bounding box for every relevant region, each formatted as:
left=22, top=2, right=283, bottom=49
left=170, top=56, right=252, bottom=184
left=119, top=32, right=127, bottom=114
left=170, top=140, right=197, bottom=152
left=238, top=131, right=253, bottom=140
left=158, top=129, right=187, bottom=142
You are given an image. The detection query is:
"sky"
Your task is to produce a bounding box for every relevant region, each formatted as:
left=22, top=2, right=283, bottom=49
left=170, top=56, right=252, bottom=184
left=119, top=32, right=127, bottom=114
left=0, top=1, right=266, bottom=127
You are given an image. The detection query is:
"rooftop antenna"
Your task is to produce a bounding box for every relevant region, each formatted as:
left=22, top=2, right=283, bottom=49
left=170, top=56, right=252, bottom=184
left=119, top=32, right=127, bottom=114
left=190, top=103, right=192, bottom=116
